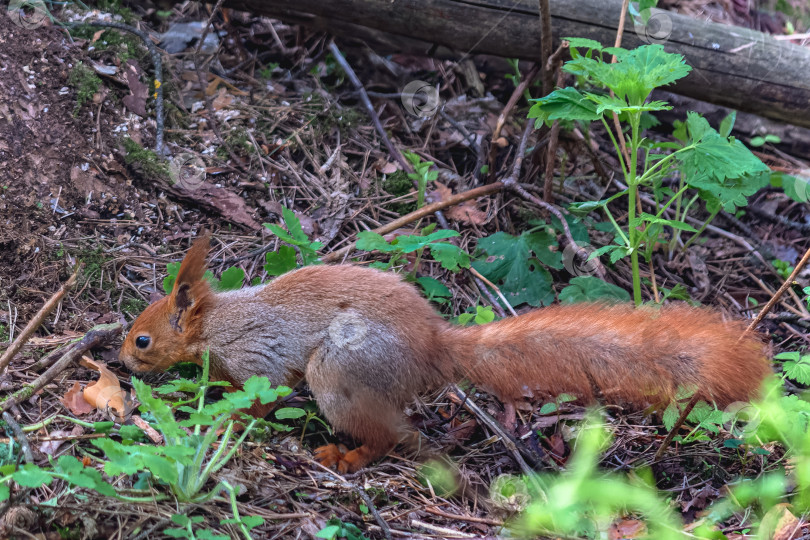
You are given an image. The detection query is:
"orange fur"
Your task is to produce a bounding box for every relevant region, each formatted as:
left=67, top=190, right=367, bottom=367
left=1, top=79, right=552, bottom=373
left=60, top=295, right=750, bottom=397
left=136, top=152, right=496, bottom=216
left=119, top=238, right=771, bottom=472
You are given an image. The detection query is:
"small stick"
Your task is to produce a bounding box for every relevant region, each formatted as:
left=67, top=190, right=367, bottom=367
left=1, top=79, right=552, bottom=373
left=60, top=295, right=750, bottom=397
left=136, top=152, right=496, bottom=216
left=743, top=244, right=810, bottom=339
left=322, top=182, right=504, bottom=263
left=2, top=413, right=33, bottom=464
left=487, top=64, right=540, bottom=182
left=0, top=324, right=123, bottom=414
left=469, top=267, right=516, bottom=317
left=328, top=41, right=409, bottom=173
left=0, top=265, right=81, bottom=376
left=502, top=124, right=606, bottom=279
left=355, top=488, right=392, bottom=540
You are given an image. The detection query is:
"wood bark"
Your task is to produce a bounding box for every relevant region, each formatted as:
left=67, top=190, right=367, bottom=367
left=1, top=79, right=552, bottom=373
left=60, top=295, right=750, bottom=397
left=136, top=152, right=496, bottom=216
left=219, top=0, right=810, bottom=128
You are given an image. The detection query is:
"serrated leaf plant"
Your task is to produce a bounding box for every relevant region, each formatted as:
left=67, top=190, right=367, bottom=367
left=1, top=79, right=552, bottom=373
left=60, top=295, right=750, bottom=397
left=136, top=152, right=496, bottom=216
left=530, top=39, right=769, bottom=304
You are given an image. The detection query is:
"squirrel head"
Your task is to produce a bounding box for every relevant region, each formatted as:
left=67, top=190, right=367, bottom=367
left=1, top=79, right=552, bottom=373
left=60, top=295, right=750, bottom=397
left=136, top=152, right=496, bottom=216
left=120, top=236, right=213, bottom=374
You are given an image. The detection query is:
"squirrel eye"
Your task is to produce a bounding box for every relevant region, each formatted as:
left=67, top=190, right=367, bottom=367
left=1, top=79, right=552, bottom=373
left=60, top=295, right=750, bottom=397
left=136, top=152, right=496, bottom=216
left=135, top=336, right=151, bottom=349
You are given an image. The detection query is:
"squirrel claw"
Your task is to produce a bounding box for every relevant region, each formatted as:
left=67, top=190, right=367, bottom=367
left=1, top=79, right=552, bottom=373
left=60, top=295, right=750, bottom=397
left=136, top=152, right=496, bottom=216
left=314, top=444, right=370, bottom=473
left=314, top=444, right=348, bottom=470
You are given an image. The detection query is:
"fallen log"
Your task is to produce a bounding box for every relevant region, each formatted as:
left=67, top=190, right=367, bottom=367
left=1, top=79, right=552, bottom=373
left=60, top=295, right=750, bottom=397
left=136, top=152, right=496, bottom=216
left=219, top=0, right=810, bottom=128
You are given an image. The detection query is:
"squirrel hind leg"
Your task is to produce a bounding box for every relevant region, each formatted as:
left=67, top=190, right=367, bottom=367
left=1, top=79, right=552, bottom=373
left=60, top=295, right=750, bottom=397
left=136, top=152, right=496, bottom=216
left=306, top=345, right=408, bottom=472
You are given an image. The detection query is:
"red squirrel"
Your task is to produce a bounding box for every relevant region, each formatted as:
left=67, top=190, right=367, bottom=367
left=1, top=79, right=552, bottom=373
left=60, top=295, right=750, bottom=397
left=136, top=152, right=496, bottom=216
left=119, top=236, right=770, bottom=472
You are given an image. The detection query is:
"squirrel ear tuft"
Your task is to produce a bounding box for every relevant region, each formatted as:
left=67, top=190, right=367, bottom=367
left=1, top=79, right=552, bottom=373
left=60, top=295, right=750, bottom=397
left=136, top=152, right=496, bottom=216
left=173, top=235, right=211, bottom=295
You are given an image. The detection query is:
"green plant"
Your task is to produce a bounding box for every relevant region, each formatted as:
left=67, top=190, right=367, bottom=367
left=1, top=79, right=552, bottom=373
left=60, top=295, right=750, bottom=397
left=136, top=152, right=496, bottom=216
left=512, top=412, right=683, bottom=539
left=457, top=305, right=496, bottom=325
left=772, top=259, right=794, bottom=281
left=122, top=137, right=171, bottom=179
left=263, top=206, right=323, bottom=274
left=0, top=353, right=286, bottom=539
left=356, top=224, right=470, bottom=279
left=67, top=62, right=103, bottom=116
left=403, top=151, right=438, bottom=208
left=163, top=262, right=245, bottom=294
left=530, top=39, right=769, bottom=305
left=315, top=517, right=369, bottom=540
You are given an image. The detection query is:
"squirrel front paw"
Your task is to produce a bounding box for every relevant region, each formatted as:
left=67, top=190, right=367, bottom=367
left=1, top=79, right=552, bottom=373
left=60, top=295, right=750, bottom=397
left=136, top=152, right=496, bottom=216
left=313, top=444, right=374, bottom=473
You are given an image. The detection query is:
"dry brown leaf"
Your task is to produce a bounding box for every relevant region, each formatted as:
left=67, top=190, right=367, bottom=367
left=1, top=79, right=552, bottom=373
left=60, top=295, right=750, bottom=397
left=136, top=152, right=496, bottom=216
left=60, top=381, right=94, bottom=416
left=212, top=87, right=234, bottom=110
left=433, top=182, right=488, bottom=225
left=761, top=504, right=802, bottom=540
left=609, top=519, right=647, bottom=539
left=80, top=356, right=127, bottom=421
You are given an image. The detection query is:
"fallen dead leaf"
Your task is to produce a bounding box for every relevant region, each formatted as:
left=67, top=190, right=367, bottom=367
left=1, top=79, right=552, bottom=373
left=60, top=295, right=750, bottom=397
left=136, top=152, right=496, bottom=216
left=80, top=356, right=127, bottom=421
left=433, top=182, right=488, bottom=225
left=609, top=519, right=647, bottom=539
left=60, top=381, right=94, bottom=416
left=760, top=504, right=802, bottom=540
left=38, top=425, right=85, bottom=456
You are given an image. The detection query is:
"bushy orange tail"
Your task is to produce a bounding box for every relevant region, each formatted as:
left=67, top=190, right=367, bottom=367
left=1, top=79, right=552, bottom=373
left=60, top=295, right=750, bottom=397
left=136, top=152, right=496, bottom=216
left=443, top=304, right=769, bottom=408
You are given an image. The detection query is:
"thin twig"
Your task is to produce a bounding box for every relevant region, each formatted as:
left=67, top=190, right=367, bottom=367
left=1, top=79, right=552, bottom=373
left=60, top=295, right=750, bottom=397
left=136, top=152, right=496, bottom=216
left=502, top=124, right=607, bottom=279
left=328, top=41, right=409, bottom=173
left=0, top=265, right=81, bottom=376
left=0, top=324, right=124, bottom=414
left=487, top=64, right=540, bottom=182
left=322, top=183, right=504, bottom=263
left=744, top=245, right=810, bottom=338
left=355, top=488, right=392, bottom=540
left=2, top=413, right=33, bottom=464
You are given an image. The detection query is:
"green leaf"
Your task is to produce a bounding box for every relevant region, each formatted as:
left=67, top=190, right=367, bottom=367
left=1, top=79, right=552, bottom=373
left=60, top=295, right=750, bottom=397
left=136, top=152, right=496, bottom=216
left=243, top=376, right=280, bottom=404
left=264, top=245, right=298, bottom=276
left=662, top=403, right=679, bottom=431
left=132, top=378, right=185, bottom=439
left=539, top=402, right=558, bottom=414
left=316, top=525, right=341, bottom=539
left=356, top=231, right=394, bottom=253
left=472, top=231, right=556, bottom=308
left=238, top=515, right=264, bottom=529
left=719, top=111, right=736, bottom=138
left=275, top=407, right=306, bottom=420
left=474, top=306, right=496, bottom=325
left=633, top=213, right=698, bottom=232
left=429, top=242, right=470, bottom=271
left=118, top=424, right=146, bottom=442
left=529, top=87, right=600, bottom=127
left=217, top=267, right=244, bottom=291
left=12, top=464, right=52, bottom=487
left=416, top=277, right=451, bottom=300
left=558, top=276, right=631, bottom=303
left=163, top=262, right=181, bottom=294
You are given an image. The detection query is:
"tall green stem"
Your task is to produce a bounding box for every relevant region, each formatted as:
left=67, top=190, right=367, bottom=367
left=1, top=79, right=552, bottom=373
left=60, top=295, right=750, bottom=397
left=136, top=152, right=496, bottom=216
left=628, top=114, right=642, bottom=305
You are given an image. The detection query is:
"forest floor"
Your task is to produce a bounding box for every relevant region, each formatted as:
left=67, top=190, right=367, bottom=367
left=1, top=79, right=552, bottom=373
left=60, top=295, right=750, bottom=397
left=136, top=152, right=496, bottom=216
left=1, top=0, right=810, bottom=538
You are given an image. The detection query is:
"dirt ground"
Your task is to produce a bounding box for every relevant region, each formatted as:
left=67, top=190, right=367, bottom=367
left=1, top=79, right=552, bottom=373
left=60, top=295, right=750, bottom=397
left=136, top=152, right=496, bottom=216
left=0, top=0, right=809, bottom=538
